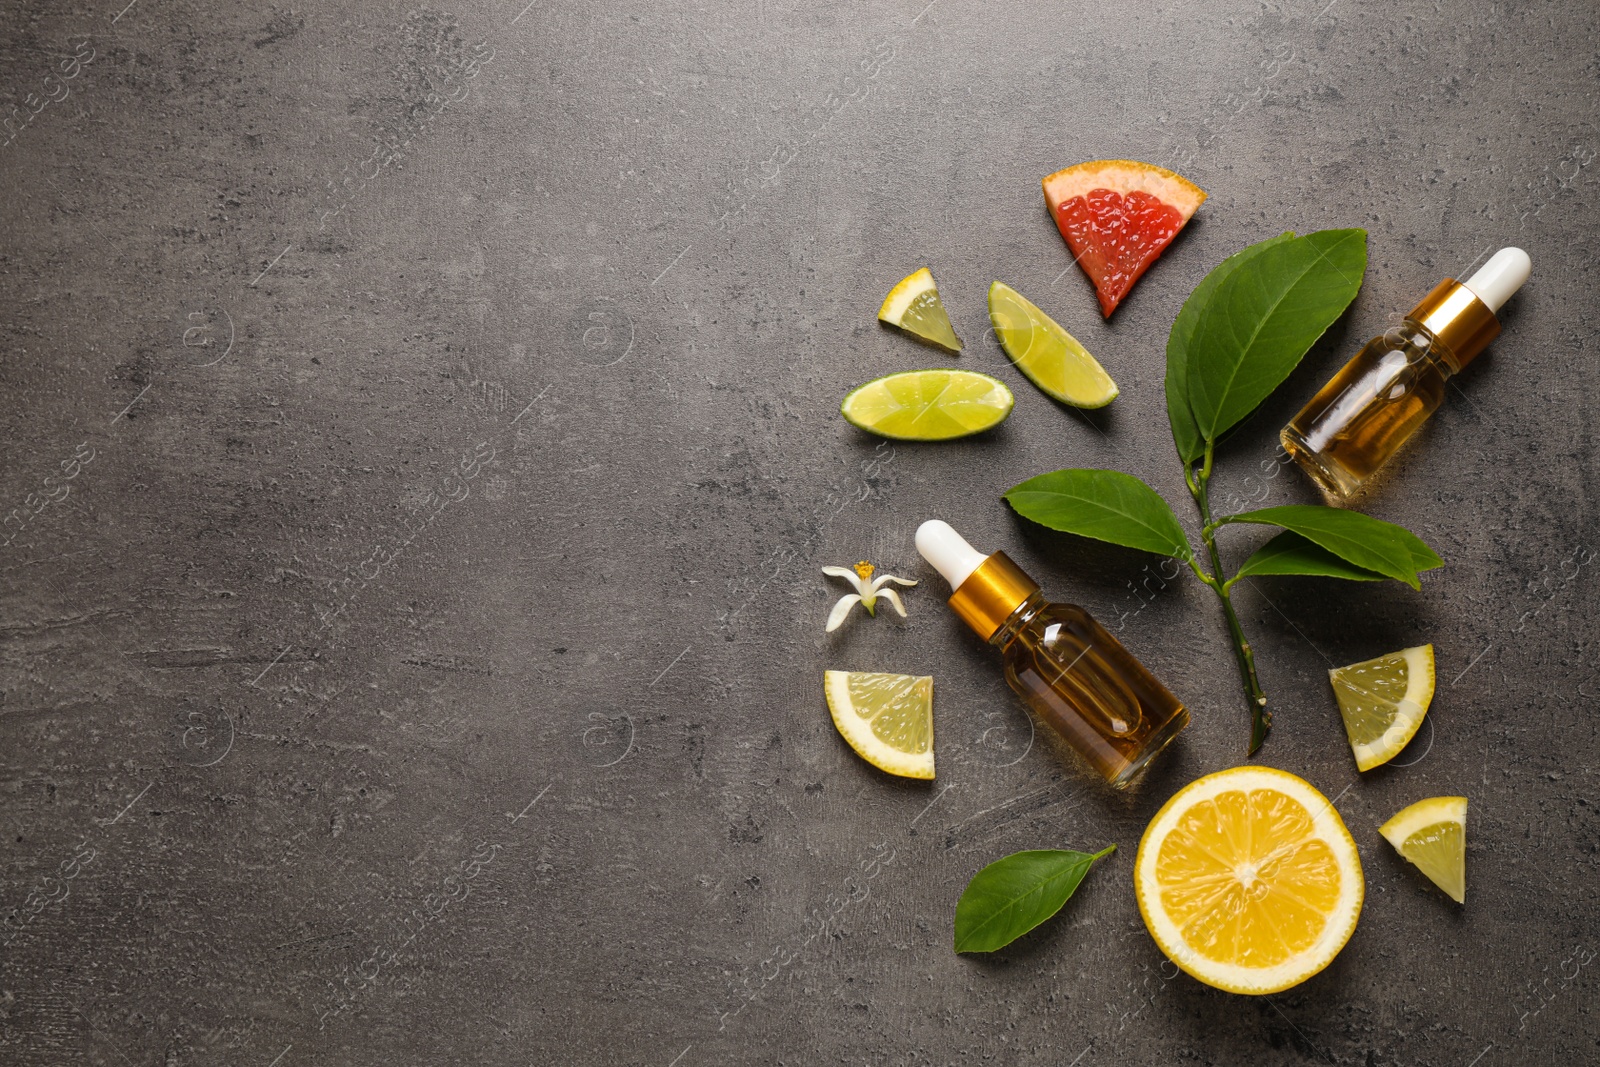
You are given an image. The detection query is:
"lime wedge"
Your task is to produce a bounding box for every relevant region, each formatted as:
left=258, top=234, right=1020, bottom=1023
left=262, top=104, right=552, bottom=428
left=1379, top=796, right=1466, bottom=903
left=1328, top=645, right=1435, bottom=771
left=824, top=670, right=934, bottom=779
left=840, top=369, right=1013, bottom=441
left=987, top=281, right=1118, bottom=408
left=879, top=268, right=963, bottom=354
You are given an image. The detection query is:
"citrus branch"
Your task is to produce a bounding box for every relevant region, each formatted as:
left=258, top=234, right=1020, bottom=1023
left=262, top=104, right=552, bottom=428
left=1189, top=443, right=1270, bottom=754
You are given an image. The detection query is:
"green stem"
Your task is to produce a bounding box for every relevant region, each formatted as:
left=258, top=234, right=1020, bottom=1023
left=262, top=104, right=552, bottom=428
left=1189, top=445, right=1271, bottom=754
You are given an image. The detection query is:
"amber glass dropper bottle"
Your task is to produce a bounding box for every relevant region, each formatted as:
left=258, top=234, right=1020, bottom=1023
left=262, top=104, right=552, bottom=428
left=1281, top=247, right=1531, bottom=500
left=916, top=520, right=1187, bottom=788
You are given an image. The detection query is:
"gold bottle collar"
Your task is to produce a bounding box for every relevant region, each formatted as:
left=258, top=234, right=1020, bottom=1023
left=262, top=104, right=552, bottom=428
left=948, top=551, right=1039, bottom=640
left=1408, top=279, right=1501, bottom=369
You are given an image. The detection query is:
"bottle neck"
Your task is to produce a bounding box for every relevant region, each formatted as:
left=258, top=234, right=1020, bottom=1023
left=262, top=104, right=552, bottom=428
left=989, top=591, right=1050, bottom=648
left=1405, top=277, right=1501, bottom=372
left=948, top=551, right=1041, bottom=641
left=1400, top=317, right=1465, bottom=377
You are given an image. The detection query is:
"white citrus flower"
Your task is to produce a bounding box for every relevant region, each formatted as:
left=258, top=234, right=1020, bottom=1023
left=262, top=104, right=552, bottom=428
left=823, top=561, right=917, bottom=632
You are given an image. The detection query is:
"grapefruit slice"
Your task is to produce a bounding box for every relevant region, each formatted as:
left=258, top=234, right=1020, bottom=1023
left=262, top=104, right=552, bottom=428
left=1043, top=160, right=1206, bottom=318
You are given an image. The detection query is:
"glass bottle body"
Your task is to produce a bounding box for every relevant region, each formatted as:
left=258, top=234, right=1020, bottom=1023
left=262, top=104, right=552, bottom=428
left=992, top=593, right=1187, bottom=788
left=1281, top=321, right=1458, bottom=499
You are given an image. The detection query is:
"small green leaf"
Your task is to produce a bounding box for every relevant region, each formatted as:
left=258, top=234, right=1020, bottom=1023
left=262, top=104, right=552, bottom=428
left=1233, top=530, right=1388, bottom=582
left=1005, top=470, right=1193, bottom=560
left=1224, top=505, right=1441, bottom=589
left=1166, top=232, right=1296, bottom=464
left=1185, top=229, right=1367, bottom=443
left=954, top=846, right=1115, bottom=953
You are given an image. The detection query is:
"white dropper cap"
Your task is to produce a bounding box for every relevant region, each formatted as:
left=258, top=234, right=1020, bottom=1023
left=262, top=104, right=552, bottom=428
left=916, top=519, right=988, bottom=590
left=1462, top=247, right=1531, bottom=314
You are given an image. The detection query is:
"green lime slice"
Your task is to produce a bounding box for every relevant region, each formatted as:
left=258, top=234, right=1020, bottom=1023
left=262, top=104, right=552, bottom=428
left=840, top=369, right=1014, bottom=441
left=988, top=281, right=1118, bottom=408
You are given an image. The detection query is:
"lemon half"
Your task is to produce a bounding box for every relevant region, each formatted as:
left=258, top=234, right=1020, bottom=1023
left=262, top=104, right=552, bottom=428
left=1134, top=766, right=1364, bottom=995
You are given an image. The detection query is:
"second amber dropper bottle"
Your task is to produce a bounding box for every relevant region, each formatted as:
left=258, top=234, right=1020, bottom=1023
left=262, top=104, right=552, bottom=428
left=916, top=520, right=1187, bottom=788
left=1281, top=247, right=1531, bottom=499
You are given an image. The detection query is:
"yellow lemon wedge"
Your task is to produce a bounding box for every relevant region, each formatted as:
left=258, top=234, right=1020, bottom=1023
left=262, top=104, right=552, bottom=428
left=840, top=369, right=1013, bottom=441
left=1134, top=766, right=1364, bottom=995
left=1379, top=796, right=1466, bottom=904
left=823, top=670, right=933, bottom=779
left=878, top=268, right=963, bottom=353
left=987, top=281, right=1118, bottom=408
left=1328, top=645, right=1435, bottom=771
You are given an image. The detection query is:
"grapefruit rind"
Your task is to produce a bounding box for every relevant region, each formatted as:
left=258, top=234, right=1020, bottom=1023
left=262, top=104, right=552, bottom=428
left=1134, top=765, right=1364, bottom=996
left=1042, top=160, right=1207, bottom=222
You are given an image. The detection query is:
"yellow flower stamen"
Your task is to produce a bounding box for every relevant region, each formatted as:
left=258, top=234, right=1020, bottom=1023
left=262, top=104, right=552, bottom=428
left=854, top=561, right=875, bottom=580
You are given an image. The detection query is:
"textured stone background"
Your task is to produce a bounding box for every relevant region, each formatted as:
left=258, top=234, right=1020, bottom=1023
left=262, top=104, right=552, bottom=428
left=2, top=0, right=1596, bottom=1064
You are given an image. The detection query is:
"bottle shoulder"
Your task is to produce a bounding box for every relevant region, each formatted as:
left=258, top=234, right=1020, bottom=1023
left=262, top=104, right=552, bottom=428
left=999, top=600, right=1097, bottom=649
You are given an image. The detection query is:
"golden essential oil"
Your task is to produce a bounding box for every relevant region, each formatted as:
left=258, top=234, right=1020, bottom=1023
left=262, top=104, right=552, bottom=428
left=917, top=521, right=1187, bottom=788
left=1282, top=247, right=1530, bottom=499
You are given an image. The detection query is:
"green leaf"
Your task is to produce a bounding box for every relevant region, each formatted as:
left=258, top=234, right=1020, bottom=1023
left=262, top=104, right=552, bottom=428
left=1184, top=229, right=1367, bottom=443
left=1166, top=232, right=1296, bottom=464
left=1224, top=505, right=1441, bottom=589
left=954, top=846, right=1115, bottom=953
left=1233, top=530, right=1388, bottom=583
left=1005, top=469, right=1193, bottom=560
left=1395, top=526, right=1445, bottom=574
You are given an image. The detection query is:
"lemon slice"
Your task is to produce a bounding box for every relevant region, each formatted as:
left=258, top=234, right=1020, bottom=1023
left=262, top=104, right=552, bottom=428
left=823, top=670, right=933, bottom=779
left=878, top=268, right=963, bottom=354
left=1328, top=645, right=1435, bottom=771
left=840, top=369, right=1013, bottom=441
left=1379, top=796, right=1466, bottom=903
left=1134, top=766, right=1364, bottom=995
left=987, top=281, right=1119, bottom=408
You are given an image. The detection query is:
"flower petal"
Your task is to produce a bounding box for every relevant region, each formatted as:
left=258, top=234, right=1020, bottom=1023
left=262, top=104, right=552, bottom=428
left=822, top=566, right=869, bottom=596
left=825, top=594, right=862, bottom=632
left=878, top=588, right=908, bottom=617
left=871, top=573, right=919, bottom=592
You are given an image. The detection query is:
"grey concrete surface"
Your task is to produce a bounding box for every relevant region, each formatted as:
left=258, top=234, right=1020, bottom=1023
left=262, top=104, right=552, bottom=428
left=1, top=0, right=1596, bottom=1063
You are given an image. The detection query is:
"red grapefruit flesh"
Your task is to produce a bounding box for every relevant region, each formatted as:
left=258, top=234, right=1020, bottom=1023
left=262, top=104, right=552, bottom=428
left=1043, top=160, right=1206, bottom=318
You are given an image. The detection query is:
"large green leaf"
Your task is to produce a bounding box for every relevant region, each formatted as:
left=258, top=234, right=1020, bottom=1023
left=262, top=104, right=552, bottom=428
left=1184, top=229, right=1367, bottom=442
left=1166, top=232, right=1296, bottom=464
left=1223, top=504, right=1440, bottom=589
left=1005, top=469, right=1193, bottom=560
left=954, top=846, right=1114, bottom=953
left=1233, top=530, right=1388, bottom=583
